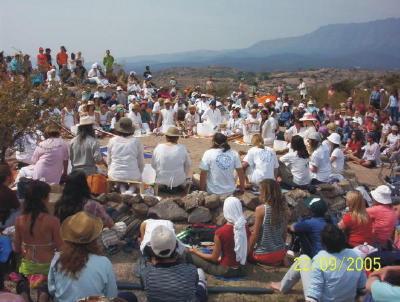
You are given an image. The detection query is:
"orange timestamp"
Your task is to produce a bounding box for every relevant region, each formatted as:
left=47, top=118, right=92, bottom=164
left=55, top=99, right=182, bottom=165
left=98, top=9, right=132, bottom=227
left=294, top=256, right=381, bottom=272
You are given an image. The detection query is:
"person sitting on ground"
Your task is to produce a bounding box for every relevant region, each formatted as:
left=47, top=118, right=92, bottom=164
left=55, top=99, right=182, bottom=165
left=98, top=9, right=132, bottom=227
left=13, top=181, right=63, bottom=302
left=382, top=124, right=400, bottom=157
left=31, top=124, right=69, bottom=184
left=366, top=185, right=397, bottom=247
left=188, top=197, right=250, bottom=277
left=338, top=191, right=373, bottom=247
left=199, top=133, right=245, bottom=195
left=99, top=104, right=112, bottom=131
left=344, top=130, right=364, bottom=160
left=269, top=224, right=367, bottom=302
left=326, top=133, right=345, bottom=175
left=151, top=126, right=192, bottom=192
left=352, top=132, right=381, bottom=168
left=226, top=107, right=243, bottom=136
left=48, top=212, right=137, bottom=302
left=0, top=164, right=20, bottom=229
left=184, top=105, right=200, bottom=136
left=157, top=99, right=175, bottom=134
left=140, top=225, right=207, bottom=302
left=201, top=100, right=222, bottom=130
left=288, top=197, right=328, bottom=258
left=248, top=180, right=289, bottom=265
left=70, top=116, right=104, bottom=176
left=242, top=134, right=279, bottom=188
left=54, top=171, right=114, bottom=227
left=280, top=135, right=311, bottom=188
left=307, top=132, right=331, bottom=184
left=366, top=265, right=400, bottom=302
left=107, top=117, right=144, bottom=194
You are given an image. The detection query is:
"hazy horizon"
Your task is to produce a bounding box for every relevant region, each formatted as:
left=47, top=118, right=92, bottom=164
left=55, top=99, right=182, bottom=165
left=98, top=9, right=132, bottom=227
left=1, top=0, right=400, bottom=62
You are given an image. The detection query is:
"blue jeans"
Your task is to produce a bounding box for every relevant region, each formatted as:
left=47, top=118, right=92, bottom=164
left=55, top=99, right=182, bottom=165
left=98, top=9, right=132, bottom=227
left=390, top=107, right=399, bottom=122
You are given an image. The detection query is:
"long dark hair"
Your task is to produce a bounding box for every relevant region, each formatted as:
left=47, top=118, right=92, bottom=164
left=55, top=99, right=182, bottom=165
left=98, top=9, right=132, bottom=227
left=291, top=135, right=309, bottom=159
left=212, top=133, right=230, bottom=152
left=24, top=180, right=50, bottom=235
left=260, top=179, right=288, bottom=225
left=77, top=124, right=95, bottom=141
left=54, top=171, right=91, bottom=222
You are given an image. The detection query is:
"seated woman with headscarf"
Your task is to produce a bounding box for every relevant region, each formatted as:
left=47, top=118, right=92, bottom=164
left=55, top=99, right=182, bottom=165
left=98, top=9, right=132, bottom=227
left=87, top=63, right=109, bottom=87
left=188, top=197, right=250, bottom=278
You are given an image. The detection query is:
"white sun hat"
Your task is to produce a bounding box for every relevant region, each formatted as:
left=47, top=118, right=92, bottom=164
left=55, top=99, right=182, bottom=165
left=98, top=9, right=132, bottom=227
left=327, top=133, right=341, bottom=145
left=78, top=115, right=94, bottom=126
left=370, top=185, right=392, bottom=205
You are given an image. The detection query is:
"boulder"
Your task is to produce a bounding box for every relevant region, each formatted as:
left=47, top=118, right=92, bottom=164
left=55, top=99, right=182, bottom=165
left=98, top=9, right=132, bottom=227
left=164, top=197, right=185, bottom=208
left=182, top=194, right=199, bottom=211
left=244, top=210, right=255, bottom=226
left=204, top=194, right=220, bottom=209
left=211, top=207, right=226, bottom=226
left=188, top=207, right=212, bottom=224
left=197, top=191, right=208, bottom=206
left=106, top=192, right=122, bottom=204
left=148, top=200, right=188, bottom=222
left=143, top=195, right=159, bottom=207
left=96, top=193, right=108, bottom=204
left=241, top=192, right=260, bottom=210
left=285, top=189, right=310, bottom=200
left=338, top=180, right=352, bottom=191
left=121, top=194, right=138, bottom=205
left=132, top=203, right=149, bottom=217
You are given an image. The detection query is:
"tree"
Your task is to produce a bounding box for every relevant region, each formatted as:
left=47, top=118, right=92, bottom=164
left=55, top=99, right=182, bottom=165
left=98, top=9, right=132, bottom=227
left=0, top=79, right=68, bottom=162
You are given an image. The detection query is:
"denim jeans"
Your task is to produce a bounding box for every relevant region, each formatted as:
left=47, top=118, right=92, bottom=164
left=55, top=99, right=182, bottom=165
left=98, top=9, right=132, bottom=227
left=390, top=107, right=399, bottom=122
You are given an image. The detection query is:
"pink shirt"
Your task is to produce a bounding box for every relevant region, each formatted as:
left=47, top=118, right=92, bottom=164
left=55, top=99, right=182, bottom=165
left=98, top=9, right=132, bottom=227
left=0, top=292, right=25, bottom=302
left=32, top=138, right=69, bottom=184
left=366, top=204, right=397, bottom=244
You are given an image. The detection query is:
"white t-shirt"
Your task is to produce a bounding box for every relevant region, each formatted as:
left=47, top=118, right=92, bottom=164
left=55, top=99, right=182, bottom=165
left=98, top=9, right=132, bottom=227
left=331, top=148, right=345, bottom=174
left=127, top=111, right=142, bottom=128
left=261, top=117, right=277, bottom=145
left=387, top=133, right=400, bottom=147
left=243, top=147, right=279, bottom=184
left=280, top=151, right=311, bottom=186
left=199, top=148, right=241, bottom=195
left=107, top=136, right=144, bottom=181
left=151, top=144, right=191, bottom=188
left=202, top=108, right=222, bottom=127
left=310, top=144, right=332, bottom=182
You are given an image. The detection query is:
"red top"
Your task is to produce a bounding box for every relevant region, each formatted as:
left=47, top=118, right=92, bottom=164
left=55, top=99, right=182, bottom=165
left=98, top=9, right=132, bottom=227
left=56, top=52, right=68, bottom=66
left=341, top=212, right=373, bottom=247
left=215, top=224, right=250, bottom=267
left=347, top=140, right=363, bottom=158
left=37, top=53, right=48, bottom=67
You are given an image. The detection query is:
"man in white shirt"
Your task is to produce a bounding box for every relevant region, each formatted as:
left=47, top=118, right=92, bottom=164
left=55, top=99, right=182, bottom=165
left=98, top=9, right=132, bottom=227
left=196, top=95, right=209, bottom=117
left=202, top=100, right=222, bottom=129
left=157, top=99, right=175, bottom=133
left=298, top=78, right=307, bottom=100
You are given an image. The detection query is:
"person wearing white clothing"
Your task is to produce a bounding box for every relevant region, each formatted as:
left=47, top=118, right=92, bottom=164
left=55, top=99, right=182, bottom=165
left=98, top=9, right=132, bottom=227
left=200, top=133, right=245, bottom=195
left=280, top=135, right=311, bottom=187
left=202, top=101, right=222, bottom=129
left=195, top=95, right=209, bottom=116
left=127, top=103, right=150, bottom=134
left=245, top=109, right=261, bottom=134
left=185, top=105, right=200, bottom=135
left=326, top=133, right=345, bottom=175
left=87, top=63, right=109, bottom=87
left=261, top=112, right=277, bottom=147
left=151, top=127, right=191, bottom=189
left=308, top=132, right=331, bottom=184
left=107, top=118, right=144, bottom=194
left=243, top=134, right=279, bottom=187
left=226, top=108, right=243, bottom=136
left=298, top=78, right=307, bottom=100
left=157, top=100, right=175, bottom=133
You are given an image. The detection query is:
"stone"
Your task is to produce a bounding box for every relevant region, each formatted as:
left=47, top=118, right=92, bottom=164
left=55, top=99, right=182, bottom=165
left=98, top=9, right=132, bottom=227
left=121, top=194, right=137, bottom=205
left=241, top=192, right=260, bottom=210
left=204, top=194, right=220, bottom=209
left=338, top=180, right=352, bottom=191
left=318, top=183, right=336, bottom=191
left=182, top=194, right=199, bottom=211
left=106, top=192, right=122, bottom=204
left=131, top=194, right=144, bottom=204
left=244, top=210, right=255, bottom=226
left=197, top=191, right=208, bottom=206
left=285, top=189, right=310, bottom=200
left=96, top=193, right=108, bottom=204
left=148, top=200, right=188, bottom=222
left=132, top=203, right=149, bottom=217
left=143, top=195, right=159, bottom=207
left=211, top=207, right=225, bottom=225
left=188, top=207, right=212, bottom=224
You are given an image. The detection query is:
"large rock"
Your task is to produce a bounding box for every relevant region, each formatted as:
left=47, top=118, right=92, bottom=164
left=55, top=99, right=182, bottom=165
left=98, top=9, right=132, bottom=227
left=106, top=192, right=122, bottom=204
left=244, top=210, right=255, bottom=226
left=96, top=193, right=108, bottom=204
left=285, top=189, right=310, bottom=200
left=182, top=194, right=199, bottom=211
left=143, top=195, right=159, bottom=207
left=188, top=207, right=212, bottom=223
left=121, top=194, right=139, bottom=205
left=241, top=192, right=260, bottom=210
left=211, top=207, right=226, bottom=225
left=148, top=200, right=188, bottom=222
left=132, top=203, right=149, bottom=217
left=204, top=194, right=221, bottom=209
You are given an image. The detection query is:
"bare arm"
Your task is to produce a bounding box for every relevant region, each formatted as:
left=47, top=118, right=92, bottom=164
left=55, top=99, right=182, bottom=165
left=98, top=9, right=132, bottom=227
left=236, top=168, right=245, bottom=192
left=248, top=206, right=264, bottom=254
left=200, top=170, right=207, bottom=192
left=190, top=234, right=222, bottom=263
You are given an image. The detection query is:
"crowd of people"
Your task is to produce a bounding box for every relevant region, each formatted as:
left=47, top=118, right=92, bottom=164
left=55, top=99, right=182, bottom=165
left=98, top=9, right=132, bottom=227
left=1, top=47, right=400, bottom=301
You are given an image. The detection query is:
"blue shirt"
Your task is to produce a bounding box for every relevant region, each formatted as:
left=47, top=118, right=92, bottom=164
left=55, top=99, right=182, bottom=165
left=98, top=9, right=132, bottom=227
left=48, top=253, right=118, bottom=302
left=293, top=217, right=326, bottom=257
left=370, top=91, right=381, bottom=104
left=371, top=280, right=400, bottom=302
left=307, top=249, right=367, bottom=302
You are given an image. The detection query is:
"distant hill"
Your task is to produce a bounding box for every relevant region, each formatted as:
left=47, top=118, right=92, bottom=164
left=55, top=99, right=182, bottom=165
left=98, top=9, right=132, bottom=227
left=121, top=18, right=400, bottom=72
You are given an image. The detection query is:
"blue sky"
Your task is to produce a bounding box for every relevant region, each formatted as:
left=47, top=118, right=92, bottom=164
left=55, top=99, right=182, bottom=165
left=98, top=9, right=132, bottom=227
left=1, top=0, right=399, bottom=61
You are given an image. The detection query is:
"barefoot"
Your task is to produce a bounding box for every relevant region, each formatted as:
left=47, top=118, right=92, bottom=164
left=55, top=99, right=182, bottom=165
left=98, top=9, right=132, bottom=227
left=268, top=281, right=282, bottom=292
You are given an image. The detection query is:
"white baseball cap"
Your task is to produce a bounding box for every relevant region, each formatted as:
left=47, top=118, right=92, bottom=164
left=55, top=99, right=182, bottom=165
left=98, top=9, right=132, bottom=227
left=150, top=225, right=177, bottom=258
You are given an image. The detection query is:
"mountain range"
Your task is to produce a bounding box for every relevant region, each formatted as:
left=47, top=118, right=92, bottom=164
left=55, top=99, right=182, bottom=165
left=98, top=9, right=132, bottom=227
left=120, top=18, right=400, bottom=72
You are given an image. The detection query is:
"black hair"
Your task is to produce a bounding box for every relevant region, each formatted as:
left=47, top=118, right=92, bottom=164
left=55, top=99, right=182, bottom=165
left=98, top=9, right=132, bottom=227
left=0, top=163, right=11, bottom=184
left=321, top=224, right=347, bottom=253
left=70, top=53, right=75, bottom=60
left=291, top=135, right=309, bottom=159
left=24, top=180, right=50, bottom=235
left=54, top=171, right=91, bottom=222
left=77, top=124, right=95, bottom=141
left=212, top=133, right=230, bottom=152
left=166, top=136, right=179, bottom=144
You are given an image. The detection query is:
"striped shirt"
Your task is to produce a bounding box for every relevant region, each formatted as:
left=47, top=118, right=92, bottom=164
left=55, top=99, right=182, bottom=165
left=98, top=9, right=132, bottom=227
left=255, top=205, right=286, bottom=254
left=141, top=262, right=199, bottom=302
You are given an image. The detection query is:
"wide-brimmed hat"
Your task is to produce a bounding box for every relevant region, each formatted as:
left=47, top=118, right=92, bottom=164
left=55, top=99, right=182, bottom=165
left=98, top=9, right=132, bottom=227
left=327, top=122, right=337, bottom=133
left=283, top=102, right=289, bottom=107
left=327, top=133, right=341, bottom=145
left=307, top=131, right=321, bottom=142
left=371, top=185, right=392, bottom=204
left=78, top=115, right=95, bottom=126
left=114, top=117, right=135, bottom=134
left=307, top=100, right=315, bottom=106
left=60, top=211, right=103, bottom=244
left=300, top=112, right=317, bottom=121
left=87, top=100, right=95, bottom=106
left=150, top=225, right=177, bottom=258
left=391, top=125, right=399, bottom=131
left=116, top=86, right=123, bottom=91
left=165, top=126, right=180, bottom=137
left=164, top=99, right=172, bottom=104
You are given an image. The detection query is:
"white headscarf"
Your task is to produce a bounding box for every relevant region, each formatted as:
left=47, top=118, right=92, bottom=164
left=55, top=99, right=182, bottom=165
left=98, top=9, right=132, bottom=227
left=223, top=197, right=248, bottom=265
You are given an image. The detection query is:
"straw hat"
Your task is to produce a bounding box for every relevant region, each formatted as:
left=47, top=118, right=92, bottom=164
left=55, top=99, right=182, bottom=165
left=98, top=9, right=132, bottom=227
left=327, top=133, right=341, bottom=145
left=114, top=117, right=135, bottom=135
left=164, top=99, right=172, bottom=104
left=165, top=126, right=180, bottom=137
left=299, top=112, right=317, bottom=121
left=327, top=122, right=337, bottom=133
left=78, top=115, right=95, bottom=126
left=60, top=211, right=103, bottom=244
left=87, top=100, right=95, bottom=106
left=370, top=185, right=392, bottom=205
